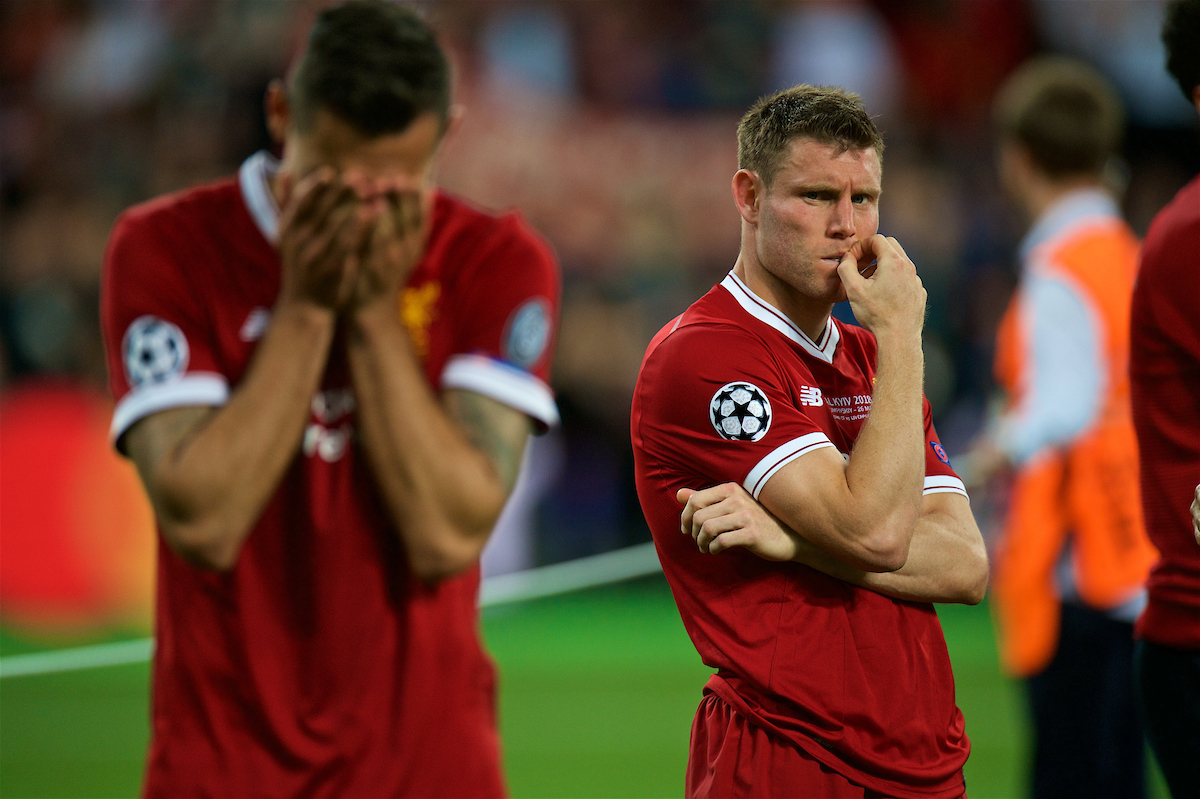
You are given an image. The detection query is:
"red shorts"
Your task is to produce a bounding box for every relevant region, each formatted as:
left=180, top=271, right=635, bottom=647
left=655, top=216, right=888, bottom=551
left=686, top=693, right=966, bottom=799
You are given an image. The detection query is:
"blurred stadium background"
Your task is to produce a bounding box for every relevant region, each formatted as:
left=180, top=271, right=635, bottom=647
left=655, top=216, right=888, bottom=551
left=0, top=1, right=1194, bottom=797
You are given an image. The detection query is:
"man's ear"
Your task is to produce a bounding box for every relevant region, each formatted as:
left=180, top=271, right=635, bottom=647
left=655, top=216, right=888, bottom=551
left=264, top=79, right=291, bottom=145
left=732, top=169, right=762, bottom=225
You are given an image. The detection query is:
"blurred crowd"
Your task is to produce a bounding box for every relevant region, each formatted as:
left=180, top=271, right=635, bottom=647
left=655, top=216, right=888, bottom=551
left=2, top=0, right=1198, bottom=575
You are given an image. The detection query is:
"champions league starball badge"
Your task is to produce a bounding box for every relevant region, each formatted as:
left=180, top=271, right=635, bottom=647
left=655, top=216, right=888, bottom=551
left=503, top=298, right=551, bottom=368
left=709, top=381, right=772, bottom=442
left=123, top=315, right=190, bottom=387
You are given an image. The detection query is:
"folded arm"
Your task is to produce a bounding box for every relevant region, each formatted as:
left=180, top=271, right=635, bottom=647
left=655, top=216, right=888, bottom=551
left=679, top=482, right=988, bottom=604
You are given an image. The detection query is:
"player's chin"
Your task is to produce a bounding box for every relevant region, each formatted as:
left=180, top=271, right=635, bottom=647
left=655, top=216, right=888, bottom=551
left=825, top=278, right=848, bottom=304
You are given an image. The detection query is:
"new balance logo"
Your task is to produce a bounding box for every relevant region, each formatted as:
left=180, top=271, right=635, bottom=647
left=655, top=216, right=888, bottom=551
left=799, top=386, right=823, bottom=406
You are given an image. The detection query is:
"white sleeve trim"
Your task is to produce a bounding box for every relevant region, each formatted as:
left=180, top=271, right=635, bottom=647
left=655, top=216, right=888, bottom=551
left=110, top=373, right=230, bottom=445
left=743, top=433, right=836, bottom=499
left=923, top=475, right=968, bottom=498
left=440, top=354, right=560, bottom=428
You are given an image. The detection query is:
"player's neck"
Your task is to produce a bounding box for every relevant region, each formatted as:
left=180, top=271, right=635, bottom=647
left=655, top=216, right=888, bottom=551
left=732, top=257, right=833, bottom=342
left=1021, top=175, right=1107, bottom=225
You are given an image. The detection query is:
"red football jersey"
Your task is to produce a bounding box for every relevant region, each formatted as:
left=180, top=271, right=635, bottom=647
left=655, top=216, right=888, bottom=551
left=631, top=272, right=970, bottom=799
left=1131, top=174, right=1200, bottom=649
left=100, top=151, right=560, bottom=798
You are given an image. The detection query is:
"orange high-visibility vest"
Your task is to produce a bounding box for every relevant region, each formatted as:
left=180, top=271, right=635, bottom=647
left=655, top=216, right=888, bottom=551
left=992, top=206, right=1158, bottom=678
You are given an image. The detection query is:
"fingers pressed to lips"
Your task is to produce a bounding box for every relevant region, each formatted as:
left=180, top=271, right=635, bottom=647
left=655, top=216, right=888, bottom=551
left=844, top=238, right=868, bottom=263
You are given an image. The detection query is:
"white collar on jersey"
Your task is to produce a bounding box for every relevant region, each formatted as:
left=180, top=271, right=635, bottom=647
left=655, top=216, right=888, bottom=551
left=1019, top=187, right=1119, bottom=265
left=720, top=271, right=840, bottom=363
left=238, top=150, right=282, bottom=245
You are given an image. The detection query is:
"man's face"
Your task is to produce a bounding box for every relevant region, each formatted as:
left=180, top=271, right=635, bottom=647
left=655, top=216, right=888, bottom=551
left=753, top=137, right=881, bottom=304
left=284, top=107, right=444, bottom=216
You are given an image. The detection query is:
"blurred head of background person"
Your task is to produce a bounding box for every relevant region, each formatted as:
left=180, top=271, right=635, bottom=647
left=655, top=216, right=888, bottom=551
left=993, top=57, right=1125, bottom=224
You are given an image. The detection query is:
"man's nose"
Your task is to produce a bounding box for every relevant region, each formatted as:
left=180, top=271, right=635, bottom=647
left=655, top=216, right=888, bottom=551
left=828, top=195, right=857, bottom=239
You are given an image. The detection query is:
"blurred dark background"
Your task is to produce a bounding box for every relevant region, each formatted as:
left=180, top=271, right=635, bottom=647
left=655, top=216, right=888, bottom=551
left=2, top=0, right=1197, bottom=631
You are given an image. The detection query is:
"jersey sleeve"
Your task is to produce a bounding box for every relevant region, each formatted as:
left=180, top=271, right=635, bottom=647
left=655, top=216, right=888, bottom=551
left=922, top=397, right=968, bottom=498
left=636, top=323, right=837, bottom=498
left=439, top=213, right=561, bottom=429
left=100, top=209, right=228, bottom=452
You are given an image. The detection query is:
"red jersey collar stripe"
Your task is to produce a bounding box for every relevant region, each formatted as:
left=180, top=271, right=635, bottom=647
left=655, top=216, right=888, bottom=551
left=720, top=272, right=840, bottom=363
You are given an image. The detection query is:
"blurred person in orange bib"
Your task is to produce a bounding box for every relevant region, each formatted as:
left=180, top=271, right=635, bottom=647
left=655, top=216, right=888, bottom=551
left=99, top=2, right=560, bottom=795
left=1130, top=2, right=1200, bottom=797
left=964, top=58, right=1157, bottom=799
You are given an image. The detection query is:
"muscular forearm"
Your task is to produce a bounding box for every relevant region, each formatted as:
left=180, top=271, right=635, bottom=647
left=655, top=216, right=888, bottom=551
left=132, top=302, right=336, bottom=570
left=347, top=301, right=511, bottom=582
left=686, top=481, right=987, bottom=603
left=789, top=505, right=986, bottom=604
left=765, top=330, right=926, bottom=572
left=842, top=330, right=926, bottom=538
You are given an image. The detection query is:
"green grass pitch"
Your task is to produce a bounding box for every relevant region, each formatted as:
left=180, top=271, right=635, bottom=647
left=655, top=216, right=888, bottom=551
left=0, top=575, right=1165, bottom=798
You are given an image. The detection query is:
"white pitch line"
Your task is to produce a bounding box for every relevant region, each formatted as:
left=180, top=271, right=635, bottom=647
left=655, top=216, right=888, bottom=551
left=479, top=541, right=660, bottom=607
left=0, top=638, right=154, bottom=679
left=0, top=542, right=663, bottom=680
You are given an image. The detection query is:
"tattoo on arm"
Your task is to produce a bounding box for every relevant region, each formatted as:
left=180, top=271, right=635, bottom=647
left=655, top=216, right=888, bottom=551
left=445, top=389, right=532, bottom=494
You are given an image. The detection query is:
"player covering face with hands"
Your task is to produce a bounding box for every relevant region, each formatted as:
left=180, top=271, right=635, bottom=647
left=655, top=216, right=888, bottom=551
left=632, top=85, right=986, bottom=799
left=100, top=2, right=560, bottom=795
left=271, top=120, right=436, bottom=317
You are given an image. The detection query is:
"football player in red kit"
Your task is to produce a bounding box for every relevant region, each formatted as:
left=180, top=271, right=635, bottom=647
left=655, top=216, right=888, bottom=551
left=1131, top=2, right=1200, bottom=796
left=100, top=2, right=558, bottom=796
left=631, top=86, right=988, bottom=798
